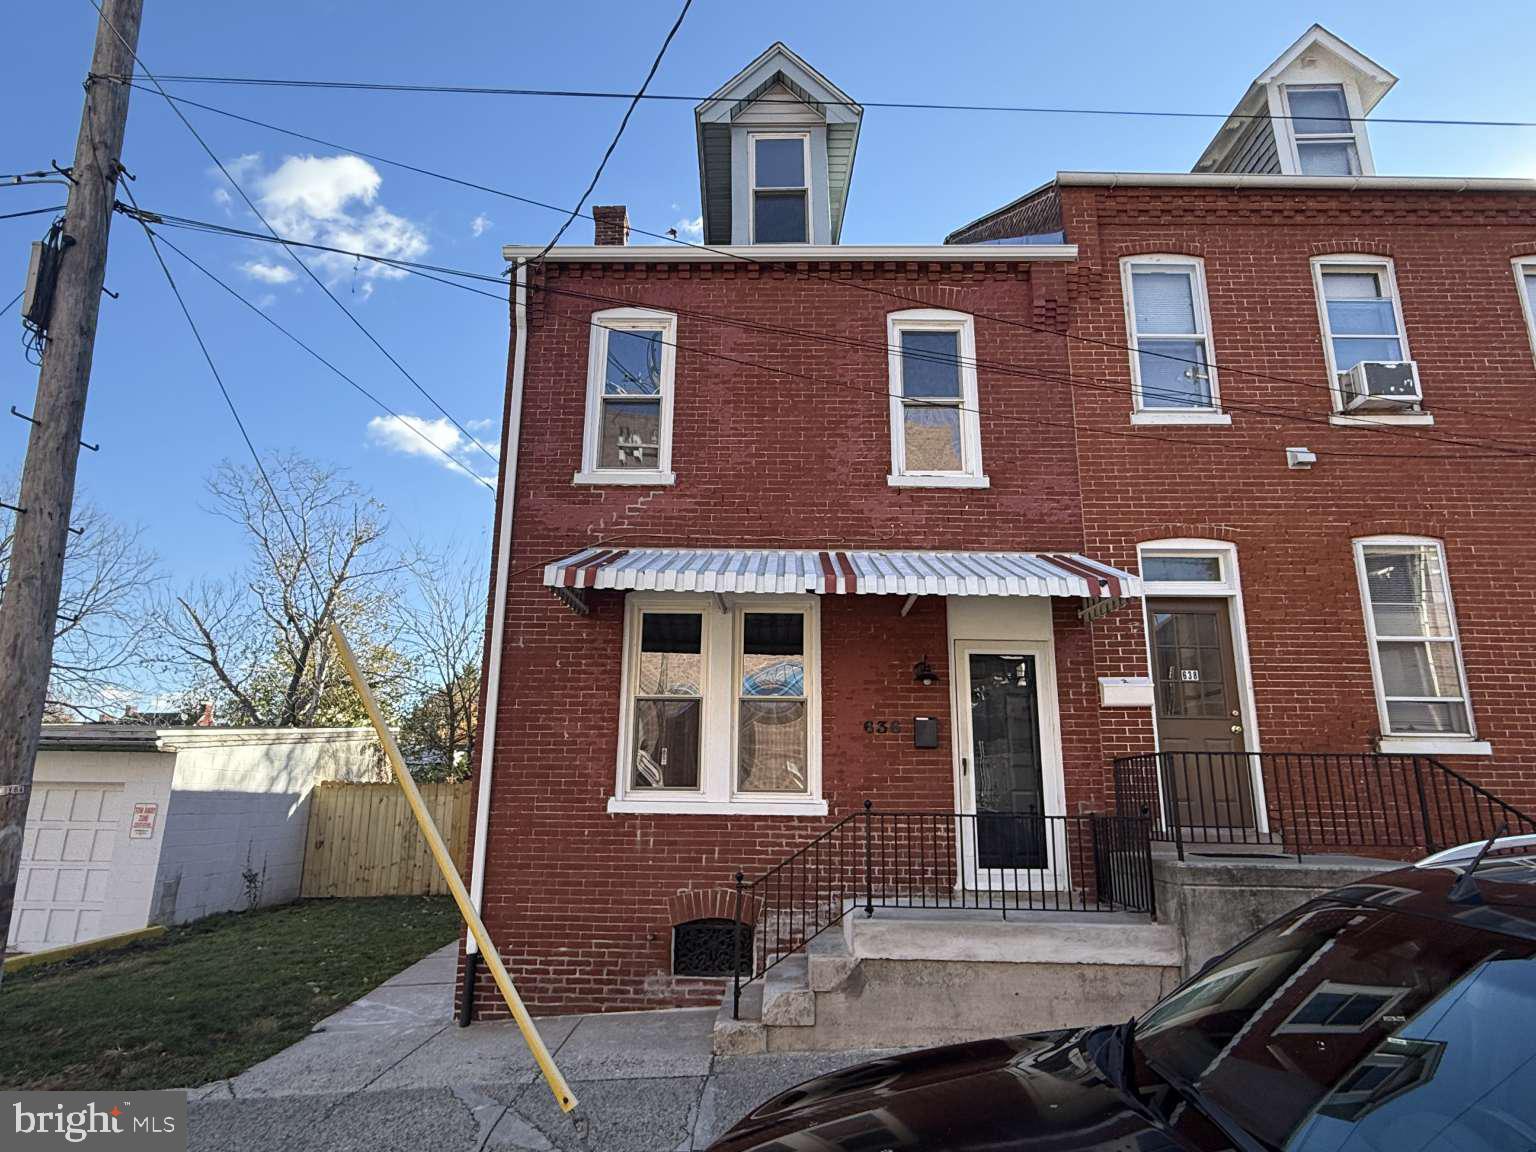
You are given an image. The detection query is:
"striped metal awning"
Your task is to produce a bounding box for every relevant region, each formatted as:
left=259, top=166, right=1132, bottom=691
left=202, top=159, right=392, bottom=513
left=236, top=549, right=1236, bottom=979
left=543, top=548, right=1142, bottom=600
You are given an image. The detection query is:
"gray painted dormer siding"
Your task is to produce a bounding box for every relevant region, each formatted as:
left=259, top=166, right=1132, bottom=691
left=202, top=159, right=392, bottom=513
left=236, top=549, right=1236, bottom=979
left=695, top=44, right=863, bottom=246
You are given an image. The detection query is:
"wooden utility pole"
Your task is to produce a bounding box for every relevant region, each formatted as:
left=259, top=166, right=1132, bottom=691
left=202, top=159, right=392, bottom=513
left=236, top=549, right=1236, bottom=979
left=0, top=0, right=142, bottom=976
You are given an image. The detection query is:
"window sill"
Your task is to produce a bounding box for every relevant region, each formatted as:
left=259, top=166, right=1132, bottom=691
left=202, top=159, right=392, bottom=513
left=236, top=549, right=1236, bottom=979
left=1329, top=412, right=1435, bottom=428
left=886, top=473, right=991, bottom=490
left=1130, top=410, right=1232, bottom=427
left=1376, top=737, right=1492, bottom=757
left=573, top=470, right=676, bottom=487
left=606, top=796, right=829, bottom=817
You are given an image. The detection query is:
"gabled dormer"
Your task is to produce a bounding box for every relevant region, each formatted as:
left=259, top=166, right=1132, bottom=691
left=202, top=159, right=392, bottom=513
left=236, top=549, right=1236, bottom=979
left=694, top=43, right=863, bottom=245
left=1194, top=25, right=1396, bottom=177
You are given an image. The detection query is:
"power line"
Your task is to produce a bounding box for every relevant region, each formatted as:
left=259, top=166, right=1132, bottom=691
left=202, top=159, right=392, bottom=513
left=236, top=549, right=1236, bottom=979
left=530, top=0, right=692, bottom=261
left=97, top=72, right=1536, bottom=130
left=85, top=1, right=500, bottom=469
left=123, top=204, right=1536, bottom=460
left=1, top=290, right=22, bottom=318
left=0, top=205, right=67, bottom=222
left=108, top=86, right=1536, bottom=440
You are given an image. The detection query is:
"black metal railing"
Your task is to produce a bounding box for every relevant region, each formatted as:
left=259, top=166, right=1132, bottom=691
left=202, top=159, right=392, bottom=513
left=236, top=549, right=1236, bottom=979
left=1113, top=751, right=1536, bottom=862
left=731, top=802, right=1156, bottom=1018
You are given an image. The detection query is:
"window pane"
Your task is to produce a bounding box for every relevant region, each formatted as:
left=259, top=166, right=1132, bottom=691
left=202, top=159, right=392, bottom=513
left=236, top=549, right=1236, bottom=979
left=1289, top=86, right=1351, bottom=135
left=1332, top=336, right=1405, bottom=372
left=599, top=399, right=660, bottom=469
left=1131, top=269, right=1198, bottom=334
left=1142, top=555, right=1222, bottom=582
left=632, top=699, right=700, bottom=788
left=1378, top=641, right=1463, bottom=699
left=1364, top=546, right=1453, bottom=637
left=754, top=137, right=805, bottom=188
left=738, top=700, right=808, bottom=792
left=1136, top=338, right=1213, bottom=409
left=1525, top=272, right=1536, bottom=310
left=603, top=328, right=663, bottom=395
left=902, top=404, right=963, bottom=471
left=753, top=191, right=807, bottom=243
left=1298, top=140, right=1359, bottom=176
left=1323, top=272, right=1385, bottom=301
left=1386, top=699, right=1469, bottom=734
left=899, top=329, right=962, bottom=398
left=741, top=613, right=804, bottom=696
left=1326, top=297, right=1398, bottom=336
left=637, top=613, right=702, bottom=695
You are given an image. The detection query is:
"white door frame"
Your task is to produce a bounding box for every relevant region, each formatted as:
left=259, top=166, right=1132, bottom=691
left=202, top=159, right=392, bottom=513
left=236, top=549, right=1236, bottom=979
left=951, top=638, right=1069, bottom=891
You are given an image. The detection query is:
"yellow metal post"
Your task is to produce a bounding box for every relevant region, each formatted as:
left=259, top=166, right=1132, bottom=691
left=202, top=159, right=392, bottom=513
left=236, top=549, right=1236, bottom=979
left=328, top=621, right=578, bottom=1113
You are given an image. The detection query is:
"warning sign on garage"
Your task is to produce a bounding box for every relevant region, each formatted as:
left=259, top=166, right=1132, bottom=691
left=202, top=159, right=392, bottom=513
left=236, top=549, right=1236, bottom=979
left=129, top=802, right=158, bottom=839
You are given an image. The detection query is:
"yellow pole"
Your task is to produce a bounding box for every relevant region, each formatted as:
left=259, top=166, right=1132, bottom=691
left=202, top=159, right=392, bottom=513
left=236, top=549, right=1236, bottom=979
left=328, top=621, right=578, bottom=1113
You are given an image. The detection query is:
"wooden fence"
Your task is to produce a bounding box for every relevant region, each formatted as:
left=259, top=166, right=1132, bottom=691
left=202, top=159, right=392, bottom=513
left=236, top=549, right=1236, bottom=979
left=300, top=779, right=472, bottom=898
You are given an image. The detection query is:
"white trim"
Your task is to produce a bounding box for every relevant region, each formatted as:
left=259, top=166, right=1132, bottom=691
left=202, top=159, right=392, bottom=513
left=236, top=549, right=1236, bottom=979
left=1054, top=172, right=1536, bottom=192
left=1353, top=536, right=1477, bottom=741
left=885, top=308, right=987, bottom=486
left=501, top=243, right=1080, bottom=263
left=1137, top=539, right=1267, bottom=834
left=467, top=260, right=530, bottom=953
left=1377, top=737, right=1492, bottom=757
left=1130, top=411, right=1232, bottom=427
left=1120, top=255, right=1223, bottom=415
left=1514, top=258, right=1536, bottom=371
left=606, top=797, right=828, bottom=816
left=747, top=131, right=812, bottom=245
left=578, top=307, right=677, bottom=485
left=1329, top=412, right=1434, bottom=428
left=1310, top=255, right=1414, bottom=414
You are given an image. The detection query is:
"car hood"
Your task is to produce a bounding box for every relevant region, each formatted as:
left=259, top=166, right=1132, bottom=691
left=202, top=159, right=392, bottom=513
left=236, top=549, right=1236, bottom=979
left=708, top=1030, right=1181, bottom=1152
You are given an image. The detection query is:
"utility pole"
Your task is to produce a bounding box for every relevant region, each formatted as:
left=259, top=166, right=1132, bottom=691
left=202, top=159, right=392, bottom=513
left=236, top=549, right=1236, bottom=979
left=0, top=0, right=142, bottom=978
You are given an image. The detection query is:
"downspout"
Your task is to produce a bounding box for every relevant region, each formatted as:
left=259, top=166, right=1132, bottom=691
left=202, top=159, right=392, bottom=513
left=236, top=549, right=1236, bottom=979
left=462, top=259, right=530, bottom=1021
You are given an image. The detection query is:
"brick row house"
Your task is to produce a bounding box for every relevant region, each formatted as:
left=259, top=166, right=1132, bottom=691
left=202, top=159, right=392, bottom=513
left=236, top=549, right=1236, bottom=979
left=462, top=28, right=1536, bottom=1022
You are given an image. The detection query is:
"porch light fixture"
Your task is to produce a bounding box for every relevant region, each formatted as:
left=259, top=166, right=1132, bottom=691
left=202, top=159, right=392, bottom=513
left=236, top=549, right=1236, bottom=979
left=913, top=656, right=940, bottom=687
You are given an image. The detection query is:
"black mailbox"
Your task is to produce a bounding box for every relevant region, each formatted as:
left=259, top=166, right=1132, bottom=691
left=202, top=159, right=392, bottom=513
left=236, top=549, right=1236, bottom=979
left=913, top=716, right=940, bottom=749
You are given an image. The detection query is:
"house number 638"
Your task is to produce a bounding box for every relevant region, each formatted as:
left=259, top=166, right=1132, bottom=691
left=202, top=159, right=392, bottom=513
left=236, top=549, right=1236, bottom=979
left=863, top=720, right=902, bottom=734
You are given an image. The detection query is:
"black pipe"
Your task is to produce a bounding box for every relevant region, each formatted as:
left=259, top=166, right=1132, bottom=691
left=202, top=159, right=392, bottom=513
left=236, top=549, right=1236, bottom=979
left=458, top=951, right=479, bottom=1027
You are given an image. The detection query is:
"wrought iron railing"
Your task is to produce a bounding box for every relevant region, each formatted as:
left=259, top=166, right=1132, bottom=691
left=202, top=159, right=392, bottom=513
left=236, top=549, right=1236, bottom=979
left=731, top=803, right=1156, bottom=1018
left=1113, top=751, right=1536, bottom=862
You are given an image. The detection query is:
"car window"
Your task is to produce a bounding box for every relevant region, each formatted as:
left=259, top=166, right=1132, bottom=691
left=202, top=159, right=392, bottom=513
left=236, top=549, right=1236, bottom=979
left=1132, top=899, right=1536, bottom=1151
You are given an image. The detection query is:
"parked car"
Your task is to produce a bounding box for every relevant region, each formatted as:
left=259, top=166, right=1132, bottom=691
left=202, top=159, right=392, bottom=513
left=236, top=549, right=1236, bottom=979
left=708, top=837, right=1536, bottom=1151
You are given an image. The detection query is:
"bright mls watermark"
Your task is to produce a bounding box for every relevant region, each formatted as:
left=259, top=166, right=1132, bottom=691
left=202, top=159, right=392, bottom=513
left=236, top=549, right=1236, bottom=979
left=4, top=1093, right=186, bottom=1151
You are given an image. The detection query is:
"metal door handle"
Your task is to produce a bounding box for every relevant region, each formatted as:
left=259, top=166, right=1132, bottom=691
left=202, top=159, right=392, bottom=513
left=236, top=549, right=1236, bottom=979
left=1230, top=724, right=1244, bottom=734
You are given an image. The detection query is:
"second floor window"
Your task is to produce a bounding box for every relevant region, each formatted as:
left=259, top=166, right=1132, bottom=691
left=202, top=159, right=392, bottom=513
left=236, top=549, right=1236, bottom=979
left=885, top=309, right=986, bottom=487
left=1517, top=258, right=1536, bottom=363
left=1287, top=85, right=1361, bottom=175
left=750, top=134, right=810, bottom=243
left=1312, top=258, right=1415, bottom=413
left=577, top=308, right=677, bottom=485
left=1122, top=257, right=1220, bottom=413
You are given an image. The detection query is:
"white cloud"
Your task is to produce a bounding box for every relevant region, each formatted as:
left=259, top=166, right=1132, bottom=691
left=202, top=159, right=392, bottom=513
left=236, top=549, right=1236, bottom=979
left=470, top=213, right=493, bottom=238
left=674, top=215, right=703, bottom=242
left=241, top=261, right=296, bottom=285
left=367, top=414, right=498, bottom=483
left=216, top=153, right=429, bottom=295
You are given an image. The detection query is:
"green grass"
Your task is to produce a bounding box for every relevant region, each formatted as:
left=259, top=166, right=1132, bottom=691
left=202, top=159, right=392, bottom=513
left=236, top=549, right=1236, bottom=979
left=0, top=896, right=459, bottom=1090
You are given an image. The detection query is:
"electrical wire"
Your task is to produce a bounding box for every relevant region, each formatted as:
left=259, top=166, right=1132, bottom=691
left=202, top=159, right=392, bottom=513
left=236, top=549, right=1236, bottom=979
left=530, top=0, right=692, bottom=261
left=96, top=72, right=1536, bottom=129
left=0, top=205, right=67, bottom=221
left=1, top=290, right=22, bottom=318
left=85, top=0, right=500, bottom=469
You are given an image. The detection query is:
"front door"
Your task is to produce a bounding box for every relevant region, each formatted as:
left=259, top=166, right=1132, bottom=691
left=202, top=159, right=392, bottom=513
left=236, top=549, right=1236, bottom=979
left=964, top=652, right=1047, bottom=871
left=1148, top=598, right=1254, bottom=829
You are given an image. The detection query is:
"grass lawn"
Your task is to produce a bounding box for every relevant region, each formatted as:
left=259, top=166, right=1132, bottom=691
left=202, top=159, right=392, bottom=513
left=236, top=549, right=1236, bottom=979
left=0, top=896, right=459, bottom=1091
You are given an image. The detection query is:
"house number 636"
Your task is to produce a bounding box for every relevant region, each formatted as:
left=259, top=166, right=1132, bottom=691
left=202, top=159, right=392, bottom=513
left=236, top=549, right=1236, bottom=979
left=863, top=720, right=902, bottom=734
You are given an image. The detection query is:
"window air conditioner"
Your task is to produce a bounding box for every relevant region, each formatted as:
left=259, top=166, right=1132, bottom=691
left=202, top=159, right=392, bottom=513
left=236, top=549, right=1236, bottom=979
left=1339, top=361, right=1421, bottom=413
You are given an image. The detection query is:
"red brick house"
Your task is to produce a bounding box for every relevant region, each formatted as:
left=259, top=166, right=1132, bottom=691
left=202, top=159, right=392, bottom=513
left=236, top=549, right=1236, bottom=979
left=462, top=29, right=1536, bottom=1022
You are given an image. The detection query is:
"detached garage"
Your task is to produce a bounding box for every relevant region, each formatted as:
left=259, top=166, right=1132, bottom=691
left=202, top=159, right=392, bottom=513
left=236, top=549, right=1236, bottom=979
left=7, top=725, right=379, bottom=952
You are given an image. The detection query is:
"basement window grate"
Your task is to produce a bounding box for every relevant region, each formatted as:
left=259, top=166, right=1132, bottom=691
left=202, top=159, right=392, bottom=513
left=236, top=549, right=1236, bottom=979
left=672, top=917, right=751, bottom=977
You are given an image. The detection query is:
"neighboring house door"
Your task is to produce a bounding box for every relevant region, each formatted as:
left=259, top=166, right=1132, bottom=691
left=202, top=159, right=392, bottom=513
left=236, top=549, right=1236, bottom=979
left=1149, top=599, right=1255, bottom=830
left=962, top=651, right=1048, bottom=874
left=6, top=783, right=121, bottom=949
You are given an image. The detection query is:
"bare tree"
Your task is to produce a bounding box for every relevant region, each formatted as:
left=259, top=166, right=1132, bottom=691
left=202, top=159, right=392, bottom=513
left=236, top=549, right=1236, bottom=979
left=0, top=478, right=159, bottom=715
left=156, top=453, right=404, bottom=727
left=395, top=539, right=486, bottom=776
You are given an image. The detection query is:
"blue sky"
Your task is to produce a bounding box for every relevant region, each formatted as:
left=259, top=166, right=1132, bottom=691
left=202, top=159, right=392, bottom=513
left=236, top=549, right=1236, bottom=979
left=4, top=2, right=1536, bottom=601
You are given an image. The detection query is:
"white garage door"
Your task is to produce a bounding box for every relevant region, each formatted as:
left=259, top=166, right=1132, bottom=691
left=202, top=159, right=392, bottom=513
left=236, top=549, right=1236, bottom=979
left=6, top=783, right=122, bottom=949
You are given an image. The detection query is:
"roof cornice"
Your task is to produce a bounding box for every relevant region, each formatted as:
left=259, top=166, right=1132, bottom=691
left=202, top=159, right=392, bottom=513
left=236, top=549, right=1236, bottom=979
left=1056, top=171, right=1536, bottom=193
left=504, top=243, right=1077, bottom=265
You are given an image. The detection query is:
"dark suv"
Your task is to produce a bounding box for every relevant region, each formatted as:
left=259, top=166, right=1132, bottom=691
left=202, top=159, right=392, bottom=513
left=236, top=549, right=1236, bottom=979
left=709, top=838, right=1536, bottom=1151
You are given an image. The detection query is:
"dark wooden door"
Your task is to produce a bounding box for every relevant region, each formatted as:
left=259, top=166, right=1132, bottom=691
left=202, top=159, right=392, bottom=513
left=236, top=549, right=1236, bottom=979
left=1149, top=599, right=1254, bottom=830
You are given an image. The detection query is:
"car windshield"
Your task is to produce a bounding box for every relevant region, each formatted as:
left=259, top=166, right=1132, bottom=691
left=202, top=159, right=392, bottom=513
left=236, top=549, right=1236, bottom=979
left=1130, top=897, right=1536, bottom=1151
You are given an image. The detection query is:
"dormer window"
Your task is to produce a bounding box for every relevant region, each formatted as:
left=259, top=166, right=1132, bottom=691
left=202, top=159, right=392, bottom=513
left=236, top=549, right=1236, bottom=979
left=1287, top=85, right=1360, bottom=175
left=750, top=133, right=811, bottom=243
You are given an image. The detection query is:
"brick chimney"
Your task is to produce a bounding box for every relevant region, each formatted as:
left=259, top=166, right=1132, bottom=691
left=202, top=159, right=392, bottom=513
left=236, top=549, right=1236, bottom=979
left=592, top=205, right=630, bottom=246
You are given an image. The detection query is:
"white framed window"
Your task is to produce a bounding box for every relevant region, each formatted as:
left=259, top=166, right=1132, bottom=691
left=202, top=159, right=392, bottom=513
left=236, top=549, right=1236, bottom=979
left=885, top=309, right=987, bottom=487
left=1515, top=258, right=1536, bottom=368
left=575, top=308, right=677, bottom=486
left=1285, top=85, right=1363, bottom=176
left=748, top=132, right=811, bottom=244
left=1311, top=256, right=1422, bottom=420
left=1119, top=256, right=1227, bottom=424
left=611, top=593, right=825, bottom=815
left=1275, top=982, right=1406, bottom=1036
left=1353, top=538, right=1477, bottom=743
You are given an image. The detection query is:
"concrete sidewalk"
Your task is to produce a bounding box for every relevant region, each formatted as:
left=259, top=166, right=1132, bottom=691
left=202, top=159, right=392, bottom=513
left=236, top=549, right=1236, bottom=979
left=187, top=944, right=903, bottom=1151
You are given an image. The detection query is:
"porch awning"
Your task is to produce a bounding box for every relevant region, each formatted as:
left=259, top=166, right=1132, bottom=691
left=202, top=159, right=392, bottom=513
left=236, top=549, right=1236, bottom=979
left=542, top=548, right=1143, bottom=599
